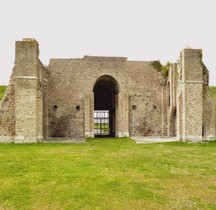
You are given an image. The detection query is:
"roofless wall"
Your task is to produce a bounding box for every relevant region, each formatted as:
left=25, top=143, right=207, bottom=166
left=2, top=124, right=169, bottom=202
left=0, top=39, right=215, bottom=143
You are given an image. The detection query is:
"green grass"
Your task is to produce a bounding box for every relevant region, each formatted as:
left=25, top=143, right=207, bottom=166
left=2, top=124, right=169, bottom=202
left=94, top=123, right=109, bottom=133
left=0, top=85, right=7, bottom=101
left=0, top=138, right=216, bottom=210
left=210, top=86, right=216, bottom=101
left=94, top=123, right=109, bottom=129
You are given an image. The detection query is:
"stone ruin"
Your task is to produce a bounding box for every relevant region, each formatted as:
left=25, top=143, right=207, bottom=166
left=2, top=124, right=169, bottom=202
left=0, top=39, right=215, bottom=143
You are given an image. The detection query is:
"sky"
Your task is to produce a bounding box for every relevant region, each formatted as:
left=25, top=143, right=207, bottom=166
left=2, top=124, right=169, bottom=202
left=0, top=0, right=215, bottom=85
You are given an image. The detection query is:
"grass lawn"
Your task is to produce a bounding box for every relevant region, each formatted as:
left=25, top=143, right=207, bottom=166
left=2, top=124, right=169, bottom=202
left=94, top=123, right=109, bottom=129
left=210, top=86, right=216, bottom=101
left=0, top=85, right=7, bottom=101
left=0, top=138, right=216, bottom=210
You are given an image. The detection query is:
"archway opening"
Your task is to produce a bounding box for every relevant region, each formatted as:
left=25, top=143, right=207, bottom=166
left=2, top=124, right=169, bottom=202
left=93, top=75, right=119, bottom=137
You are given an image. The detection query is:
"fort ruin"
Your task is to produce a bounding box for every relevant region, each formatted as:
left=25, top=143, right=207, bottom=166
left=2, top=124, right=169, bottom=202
left=0, top=39, right=215, bottom=143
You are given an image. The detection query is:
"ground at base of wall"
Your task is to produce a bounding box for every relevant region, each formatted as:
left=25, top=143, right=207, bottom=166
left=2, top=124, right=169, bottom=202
left=132, top=136, right=216, bottom=144
left=131, top=136, right=178, bottom=144
left=42, top=137, right=178, bottom=144
left=1, top=137, right=215, bottom=144
left=41, top=138, right=86, bottom=143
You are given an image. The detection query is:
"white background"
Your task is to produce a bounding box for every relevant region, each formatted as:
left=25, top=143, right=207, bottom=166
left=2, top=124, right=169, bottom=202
left=0, top=0, right=215, bottom=85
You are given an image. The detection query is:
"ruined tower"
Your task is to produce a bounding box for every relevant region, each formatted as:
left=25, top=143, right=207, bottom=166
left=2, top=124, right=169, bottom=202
left=177, top=49, right=215, bottom=142
left=14, top=39, right=43, bottom=142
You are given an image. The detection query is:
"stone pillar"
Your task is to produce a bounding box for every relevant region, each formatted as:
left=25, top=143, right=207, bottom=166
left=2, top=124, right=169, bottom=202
left=84, top=93, right=94, bottom=138
left=177, top=91, right=183, bottom=140
left=115, top=94, right=119, bottom=137
left=37, top=86, right=43, bottom=141
left=117, top=92, right=129, bottom=137
left=161, top=84, right=167, bottom=136
left=167, top=63, right=177, bottom=136
left=84, top=94, right=90, bottom=138
left=42, top=77, right=49, bottom=138
left=181, top=49, right=203, bottom=142
left=90, top=92, right=95, bottom=137
left=14, top=39, right=42, bottom=143
left=172, top=63, right=178, bottom=108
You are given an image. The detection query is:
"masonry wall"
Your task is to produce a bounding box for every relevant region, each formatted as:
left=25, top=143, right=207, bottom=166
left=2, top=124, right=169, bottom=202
left=126, top=62, right=166, bottom=136
left=167, top=63, right=178, bottom=136
left=1, top=38, right=215, bottom=142
left=179, top=49, right=204, bottom=141
left=177, top=49, right=216, bottom=142
left=47, top=57, right=126, bottom=138
left=0, top=70, right=15, bottom=142
left=14, top=40, right=43, bottom=142
left=0, top=39, right=47, bottom=143
left=202, top=71, right=216, bottom=139
left=47, top=57, right=166, bottom=138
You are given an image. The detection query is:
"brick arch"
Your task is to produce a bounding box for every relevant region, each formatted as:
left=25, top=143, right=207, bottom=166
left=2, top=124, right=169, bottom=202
left=93, top=75, right=119, bottom=94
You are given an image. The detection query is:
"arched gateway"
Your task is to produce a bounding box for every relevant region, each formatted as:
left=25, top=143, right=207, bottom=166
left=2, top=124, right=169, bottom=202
left=93, top=75, right=119, bottom=137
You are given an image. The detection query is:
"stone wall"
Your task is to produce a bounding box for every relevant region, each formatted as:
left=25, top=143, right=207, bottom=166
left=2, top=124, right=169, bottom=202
left=47, top=57, right=166, bottom=138
left=0, top=39, right=47, bottom=143
left=127, top=62, right=166, bottom=136
left=14, top=39, right=44, bottom=142
left=167, top=63, right=178, bottom=136
left=0, top=69, right=15, bottom=142
left=202, top=70, right=216, bottom=139
left=0, top=39, right=215, bottom=143
left=177, top=49, right=216, bottom=142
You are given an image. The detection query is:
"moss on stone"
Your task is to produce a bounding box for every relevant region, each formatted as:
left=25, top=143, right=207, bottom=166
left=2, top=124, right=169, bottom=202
left=0, top=85, right=7, bottom=101
left=209, top=86, right=216, bottom=101
left=150, top=60, right=170, bottom=79
left=150, top=60, right=162, bottom=72
left=161, top=62, right=171, bottom=78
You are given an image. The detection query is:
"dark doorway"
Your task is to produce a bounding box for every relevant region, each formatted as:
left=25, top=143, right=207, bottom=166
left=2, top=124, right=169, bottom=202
left=93, top=76, right=118, bottom=137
